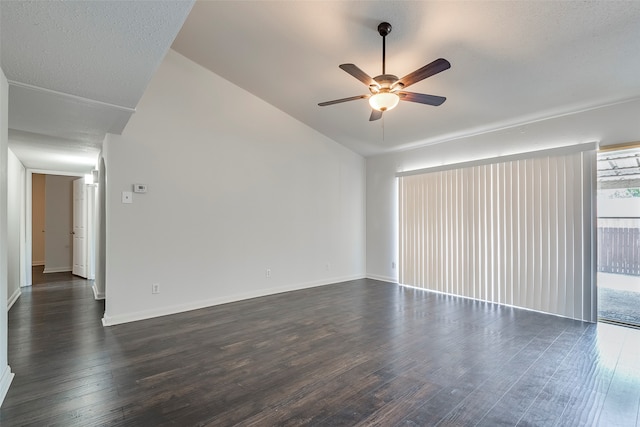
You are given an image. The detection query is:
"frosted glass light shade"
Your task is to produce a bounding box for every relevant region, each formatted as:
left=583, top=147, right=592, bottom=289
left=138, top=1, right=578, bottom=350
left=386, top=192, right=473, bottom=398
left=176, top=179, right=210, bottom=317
left=369, top=92, right=399, bottom=112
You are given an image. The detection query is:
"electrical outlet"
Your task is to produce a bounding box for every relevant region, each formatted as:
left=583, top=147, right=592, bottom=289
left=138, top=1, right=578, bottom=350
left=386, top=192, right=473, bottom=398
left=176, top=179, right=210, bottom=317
left=265, top=268, right=271, bottom=278
left=152, top=283, right=160, bottom=294
left=392, top=262, right=396, bottom=269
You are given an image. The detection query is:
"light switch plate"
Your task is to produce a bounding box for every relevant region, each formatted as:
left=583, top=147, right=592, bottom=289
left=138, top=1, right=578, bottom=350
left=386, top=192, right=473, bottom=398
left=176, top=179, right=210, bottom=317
left=122, top=191, right=133, bottom=204
left=133, top=184, right=147, bottom=193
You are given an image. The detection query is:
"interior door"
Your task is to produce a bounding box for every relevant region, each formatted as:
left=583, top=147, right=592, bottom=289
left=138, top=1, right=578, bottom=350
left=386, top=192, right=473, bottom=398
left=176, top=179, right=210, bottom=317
left=72, top=178, right=87, bottom=278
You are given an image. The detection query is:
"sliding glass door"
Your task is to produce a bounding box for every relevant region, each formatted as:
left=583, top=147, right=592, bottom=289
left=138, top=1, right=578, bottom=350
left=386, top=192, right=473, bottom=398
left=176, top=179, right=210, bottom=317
left=597, top=146, right=640, bottom=327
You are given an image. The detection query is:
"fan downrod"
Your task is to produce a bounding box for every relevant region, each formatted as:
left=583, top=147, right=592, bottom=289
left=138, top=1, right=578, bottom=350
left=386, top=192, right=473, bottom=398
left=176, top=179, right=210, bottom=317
left=378, top=22, right=392, bottom=74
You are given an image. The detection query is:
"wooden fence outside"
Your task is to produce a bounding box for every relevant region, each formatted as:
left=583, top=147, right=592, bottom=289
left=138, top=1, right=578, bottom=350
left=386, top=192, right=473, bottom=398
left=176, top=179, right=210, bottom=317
left=598, top=227, right=640, bottom=276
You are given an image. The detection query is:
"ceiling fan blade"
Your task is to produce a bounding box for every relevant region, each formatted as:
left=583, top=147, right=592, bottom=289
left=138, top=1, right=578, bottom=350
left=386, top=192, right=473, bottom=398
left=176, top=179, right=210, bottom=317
left=369, top=109, right=383, bottom=121
left=399, top=91, right=446, bottom=106
left=339, top=64, right=376, bottom=86
left=398, top=58, right=451, bottom=89
left=318, top=94, right=368, bottom=106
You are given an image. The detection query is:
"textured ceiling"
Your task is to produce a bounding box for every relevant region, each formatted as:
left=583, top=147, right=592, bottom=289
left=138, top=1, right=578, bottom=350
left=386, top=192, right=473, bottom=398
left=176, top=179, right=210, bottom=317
left=4, top=1, right=640, bottom=170
left=172, top=1, right=640, bottom=156
left=1, top=0, right=194, bottom=171
left=2, top=0, right=193, bottom=107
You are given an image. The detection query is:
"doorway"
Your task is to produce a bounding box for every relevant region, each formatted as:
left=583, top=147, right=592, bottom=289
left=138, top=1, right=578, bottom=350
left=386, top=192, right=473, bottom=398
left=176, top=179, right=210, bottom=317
left=597, top=146, right=640, bottom=327
left=32, top=174, right=76, bottom=275
left=28, top=172, right=97, bottom=284
left=31, top=174, right=45, bottom=268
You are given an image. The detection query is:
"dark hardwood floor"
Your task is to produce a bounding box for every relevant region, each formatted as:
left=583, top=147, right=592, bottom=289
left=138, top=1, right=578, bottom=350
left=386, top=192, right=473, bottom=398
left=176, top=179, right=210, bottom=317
left=1, top=270, right=639, bottom=426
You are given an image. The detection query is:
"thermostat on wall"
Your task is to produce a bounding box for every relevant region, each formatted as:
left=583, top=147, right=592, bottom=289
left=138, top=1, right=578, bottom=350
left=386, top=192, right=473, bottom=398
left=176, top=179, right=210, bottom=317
left=133, top=184, right=147, bottom=193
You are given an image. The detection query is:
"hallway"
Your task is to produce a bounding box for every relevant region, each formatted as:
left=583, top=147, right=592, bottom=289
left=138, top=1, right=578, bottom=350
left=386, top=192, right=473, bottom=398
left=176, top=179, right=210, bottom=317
left=3, top=269, right=108, bottom=424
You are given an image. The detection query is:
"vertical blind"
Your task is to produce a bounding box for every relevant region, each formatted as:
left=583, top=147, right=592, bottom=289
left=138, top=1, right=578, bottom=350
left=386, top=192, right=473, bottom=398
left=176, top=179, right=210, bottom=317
left=398, top=145, right=597, bottom=322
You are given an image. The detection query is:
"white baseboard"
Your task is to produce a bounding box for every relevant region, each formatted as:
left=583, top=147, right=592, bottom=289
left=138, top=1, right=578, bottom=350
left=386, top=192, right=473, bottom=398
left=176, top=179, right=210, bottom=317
left=92, top=284, right=105, bottom=300
left=366, top=274, right=398, bottom=284
left=43, top=267, right=72, bottom=274
left=0, top=365, right=15, bottom=407
left=7, top=288, right=21, bottom=310
left=102, top=274, right=366, bottom=327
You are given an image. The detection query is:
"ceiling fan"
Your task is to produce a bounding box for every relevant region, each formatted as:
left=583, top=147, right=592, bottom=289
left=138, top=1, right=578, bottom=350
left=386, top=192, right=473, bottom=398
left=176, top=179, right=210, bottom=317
left=318, top=22, right=451, bottom=121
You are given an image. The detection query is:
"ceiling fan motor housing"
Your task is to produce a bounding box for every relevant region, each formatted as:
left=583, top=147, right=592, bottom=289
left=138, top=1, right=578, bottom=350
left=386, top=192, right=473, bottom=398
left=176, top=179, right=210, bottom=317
left=370, top=74, right=401, bottom=93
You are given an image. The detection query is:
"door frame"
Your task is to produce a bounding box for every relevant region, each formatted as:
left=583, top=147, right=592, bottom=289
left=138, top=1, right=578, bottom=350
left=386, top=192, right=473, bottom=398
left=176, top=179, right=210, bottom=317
left=24, top=169, right=84, bottom=286
left=72, top=177, right=88, bottom=278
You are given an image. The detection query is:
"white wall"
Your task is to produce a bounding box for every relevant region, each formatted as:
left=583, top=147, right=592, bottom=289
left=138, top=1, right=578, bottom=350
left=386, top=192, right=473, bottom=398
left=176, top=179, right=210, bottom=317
left=367, top=99, right=640, bottom=283
left=102, top=49, right=366, bottom=325
left=7, top=148, right=25, bottom=308
left=44, top=175, right=75, bottom=273
left=0, top=66, right=15, bottom=406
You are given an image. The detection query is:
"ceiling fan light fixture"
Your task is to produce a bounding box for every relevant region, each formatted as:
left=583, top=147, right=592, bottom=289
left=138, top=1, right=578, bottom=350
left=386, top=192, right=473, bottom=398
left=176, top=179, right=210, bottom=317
left=369, top=91, right=399, bottom=112
left=317, top=21, right=450, bottom=121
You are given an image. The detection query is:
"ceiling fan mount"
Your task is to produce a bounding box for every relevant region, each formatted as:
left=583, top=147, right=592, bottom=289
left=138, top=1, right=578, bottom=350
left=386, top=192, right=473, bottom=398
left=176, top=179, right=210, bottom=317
left=319, top=21, right=450, bottom=121
left=377, top=21, right=392, bottom=37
